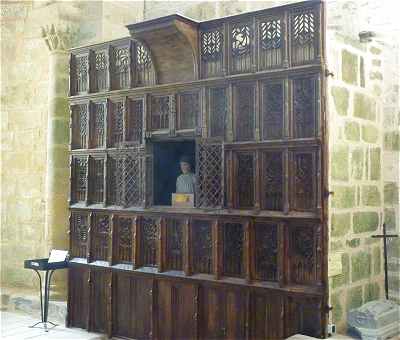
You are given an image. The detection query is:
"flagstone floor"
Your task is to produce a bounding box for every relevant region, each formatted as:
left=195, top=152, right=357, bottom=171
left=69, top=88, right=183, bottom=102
left=0, top=310, right=106, bottom=340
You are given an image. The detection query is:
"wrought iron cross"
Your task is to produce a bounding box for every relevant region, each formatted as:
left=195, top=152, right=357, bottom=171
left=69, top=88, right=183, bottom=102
left=372, top=223, right=398, bottom=299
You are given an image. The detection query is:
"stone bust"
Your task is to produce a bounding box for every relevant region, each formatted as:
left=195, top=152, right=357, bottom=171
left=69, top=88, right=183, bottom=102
left=176, top=155, right=196, bottom=194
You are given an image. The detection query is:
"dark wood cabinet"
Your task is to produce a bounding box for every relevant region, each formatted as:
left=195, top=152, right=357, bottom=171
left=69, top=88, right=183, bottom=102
left=68, top=1, right=328, bottom=339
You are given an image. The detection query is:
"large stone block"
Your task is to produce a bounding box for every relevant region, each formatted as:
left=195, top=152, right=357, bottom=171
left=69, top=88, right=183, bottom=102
left=348, top=285, right=363, bottom=310
left=331, top=292, right=343, bottom=324
left=351, top=148, right=364, bottom=180
left=387, top=238, right=399, bottom=259
left=332, top=186, right=356, bottom=209
left=370, top=148, right=381, bottom=180
left=384, top=131, right=400, bottom=151
left=384, top=208, right=397, bottom=232
left=362, top=185, right=381, bottom=206
left=331, top=86, right=349, bottom=116
left=352, top=251, right=371, bottom=282
left=332, top=253, right=350, bottom=289
left=353, top=211, right=379, bottom=233
left=364, top=282, right=380, bottom=303
left=342, top=50, right=358, bottom=85
left=384, top=182, right=399, bottom=205
left=331, top=212, right=351, bottom=237
left=373, top=246, right=381, bottom=275
left=345, top=121, right=360, bottom=141
left=331, top=144, right=349, bottom=181
left=354, top=93, right=376, bottom=121
left=362, top=125, right=379, bottom=143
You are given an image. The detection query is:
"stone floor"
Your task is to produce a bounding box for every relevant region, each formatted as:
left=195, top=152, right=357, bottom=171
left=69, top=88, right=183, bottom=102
left=0, top=311, right=106, bottom=340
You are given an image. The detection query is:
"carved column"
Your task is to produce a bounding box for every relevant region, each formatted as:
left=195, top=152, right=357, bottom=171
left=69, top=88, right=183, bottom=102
left=42, top=25, right=72, bottom=299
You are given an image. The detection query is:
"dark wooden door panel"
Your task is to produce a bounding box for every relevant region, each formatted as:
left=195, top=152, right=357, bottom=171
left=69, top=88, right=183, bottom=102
left=225, top=289, right=247, bottom=340
left=89, top=269, right=111, bottom=333
left=199, top=286, right=226, bottom=339
left=113, top=273, right=153, bottom=339
left=157, top=280, right=197, bottom=340
left=68, top=266, right=89, bottom=329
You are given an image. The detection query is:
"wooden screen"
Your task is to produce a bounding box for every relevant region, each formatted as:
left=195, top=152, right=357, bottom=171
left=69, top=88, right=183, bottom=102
left=69, top=2, right=326, bottom=339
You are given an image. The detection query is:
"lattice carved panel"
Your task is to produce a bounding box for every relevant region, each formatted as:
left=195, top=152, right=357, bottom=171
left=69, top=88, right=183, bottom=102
left=136, top=42, right=156, bottom=86
left=201, top=28, right=224, bottom=78
left=254, top=223, right=278, bottom=281
left=70, top=213, right=89, bottom=258
left=292, top=151, right=316, bottom=211
left=222, top=222, right=244, bottom=278
left=73, top=54, right=88, bottom=94
left=196, top=142, right=223, bottom=208
left=166, top=218, right=184, bottom=270
left=116, top=216, right=133, bottom=263
left=94, top=50, right=108, bottom=92
left=293, top=76, right=316, bottom=138
left=141, top=217, right=159, bottom=267
left=262, top=151, right=284, bottom=211
left=89, top=157, right=105, bottom=204
left=126, top=99, right=143, bottom=143
left=72, top=157, right=88, bottom=203
left=109, top=100, right=124, bottom=147
left=90, top=102, right=106, bottom=148
left=259, top=18, right=283, bottom=69
left=150, top=96, right=170, bottom=131
left=291, top=8, right=317, bottom=65
left=92, top=214, right=110, bottom=261
left=262, top=82, right=284, bottom=140
left=234, top=152, right=255, bottom=208
left=192, top=220, right=212, bottom=274
left=234, top=84, right=255, bottom=141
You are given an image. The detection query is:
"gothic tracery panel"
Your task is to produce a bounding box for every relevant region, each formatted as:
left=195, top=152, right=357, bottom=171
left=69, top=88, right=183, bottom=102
left=222, top=222, right=244, bottom=278
left=262, top=82, right=284, bottom=140
left=126, top=98, right=143, bottom=143
left=201, top=28, right=224, bottom=78
left=234, top=84, right=255, bottom=141
left=254, top=222, right=278, bottom=281
left=141, top=217, right=159, bottom=267
left=178, top=91, right=200, bottom=130
left=208, top=87, right=226, bottom=138
left=93, top=50, right=108, bottom=92
left=116, top=216, right=133, bottom=263
left=71, top=104, right=88, bottom=149
left=292, top=151, right=316, bottom=211
left=292, top=76, right=317, bottom=138
left=109, top=100, right=125, bottom=147
left=166, top=218, right=184, bottom=270
left=262, top=151, right=284, bottom=211
left=92, top=214, right=110, bottom=261
left=231, top=22, right=253, bottom=73
left=150, top=95, right=170, bottom=131
left=72, top=54, right=88, bottom=94
left=196, top=142, right=223, bottom=208
left=90, top=102, right=106, bottom=148
left=192, top=219, right=212, bottom=274
left=89, top=157, right=105, bottom=204
left=259, top=18, right=283, bottom=69
left=234, top=152, right=255, bottom=208
left=70, top=213, right=89, bottom=258
left=135, top=42, right=156, bottom=86
left=111, top=45, right=131, bottom=89
left=72, top=157, right=88, bottom=203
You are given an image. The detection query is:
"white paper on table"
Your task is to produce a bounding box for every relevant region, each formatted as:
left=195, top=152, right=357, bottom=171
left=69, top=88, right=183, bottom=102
left=48, top=249, right=69, bottom=263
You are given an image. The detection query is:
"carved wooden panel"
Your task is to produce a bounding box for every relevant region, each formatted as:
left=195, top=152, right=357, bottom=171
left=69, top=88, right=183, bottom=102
left=291, top=150, right=317, bottom=211
left=89, top=269, right=111, bottom=333
left=71, top=104, right=88, bottom=149
left=109, top=99, right=125, bottom=147
left=250, top=292, right=284, bottom=339
left=72, top=157, right=88, bottom=203
left=70, top=213, right=89, bottom=258
left=89, top=102, right=106, bottom=148
left=126, top=98, right=143, bottom=144
left=106, top=155, right=117, bottom=205
left=140, top=217, right=159, bottom=267
left=93, top=50, right=108, bottom=92
left=254, top=222, right=278, bottom=281
left=201, top=28, right=224, bottom=78
left=208, top=87, right=226, bottom=138
left=231, top=22, right=253, bottom=73
left=71, top=54, right=89, bottom=95
left=290, top=7, right=318, bottom=65
left=135, top=42, right=156, bottom=87
left=292, top=76, right=317, bottom=138
left=177, top=91, right=200, bottom=130
left=262, top=151, right=284, bottom=211
left=157, top=281, right=198, bottom=340
left=91, top=214, right=110, bottom=261
left=67, top=266, right=89, bottom=329
left=113, top=273, right=153, bottom=339
left=192, top=219, right=213, bottom=274
left=285, top=296, right=323, bottom=338
left=288, top=224, right=322, bottom=285
left=259, top=17, right=284, bottom=69
left=165, top=218, right=184, bottom=271
left=233, top=152, right=255, bottom=209
left=222, top=222, right=244, bottom=278
left=88, top=156, right=105, bottom=204
left=111, top=45, right=131, bottom=90
left=114, top=216, right=134, bottom=264
left=150, top=95, right=170, bottom=131
left=196, top=142, right=223, bottom=208
left=234, top=83, right=255, bottom=141
left=262, top=81, right=284, bottom=140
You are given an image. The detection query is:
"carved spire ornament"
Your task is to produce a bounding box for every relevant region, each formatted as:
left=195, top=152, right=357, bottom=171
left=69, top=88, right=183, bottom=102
left=41, top=24, right=73, bottom=51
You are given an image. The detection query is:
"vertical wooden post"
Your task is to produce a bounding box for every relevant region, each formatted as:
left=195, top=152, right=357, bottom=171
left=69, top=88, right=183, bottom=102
left=158, top=217, right=166, bottom=272
left=133, top=216, right=141, bottom=269
left=212, top=219, right=222, bottom=280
